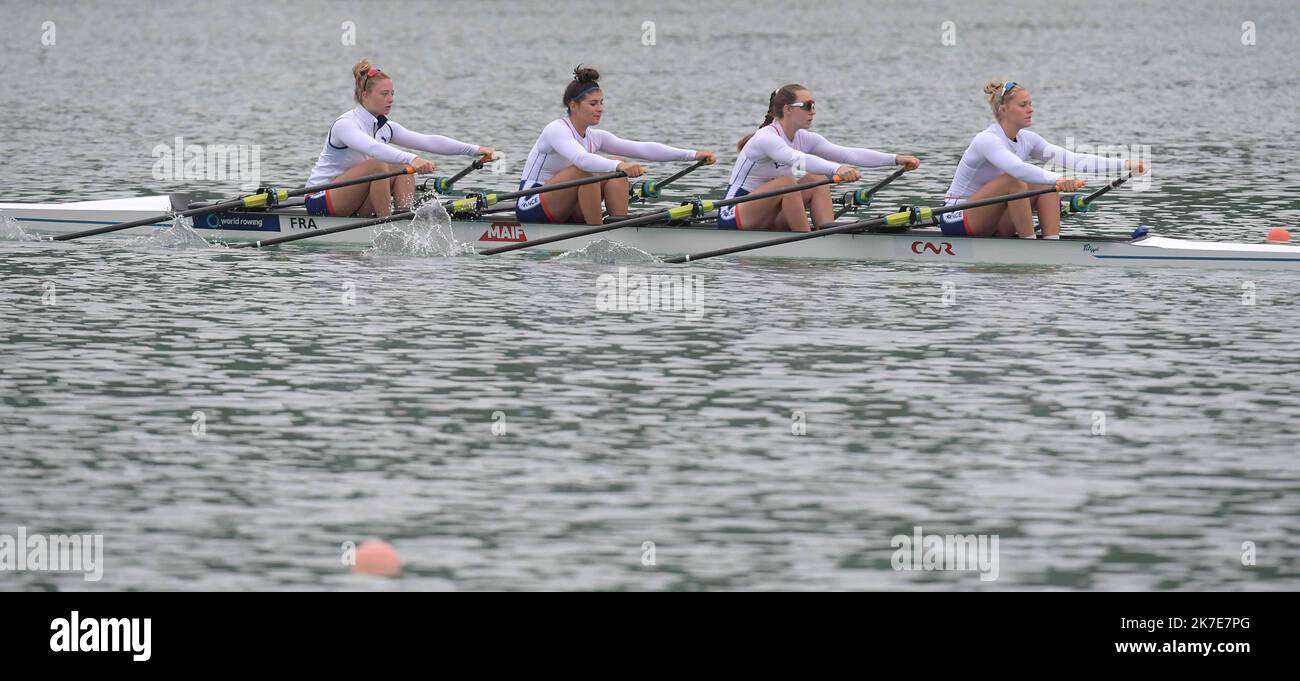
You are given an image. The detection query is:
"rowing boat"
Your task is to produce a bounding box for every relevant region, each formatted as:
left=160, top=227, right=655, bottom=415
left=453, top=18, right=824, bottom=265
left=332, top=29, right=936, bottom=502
left=3, top=195, right=1299, bottom=270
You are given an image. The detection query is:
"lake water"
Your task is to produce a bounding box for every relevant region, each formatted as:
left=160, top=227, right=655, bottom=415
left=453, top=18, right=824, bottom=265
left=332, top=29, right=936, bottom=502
left=2, top=0, right=1297, bottom=590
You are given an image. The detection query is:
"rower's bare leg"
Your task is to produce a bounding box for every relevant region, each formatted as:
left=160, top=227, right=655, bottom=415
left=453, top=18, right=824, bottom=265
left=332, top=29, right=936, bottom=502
left=964, top=174, right=1033, bottom=238
left=320, top=159, right=391, bottom=217
left=576, top=181, right=604, bottom=224
left=798, top=174, right=835, bottom=228
left=367, top=177, right=396, bottom=218
left=601, top=156, right=630, bottom=218
left=533, top=165, right=589, bottom=224
left=736, top=177, right=798, bottom=230
left=1032, top=186, right=1061, bottom=237
left=391, top=165, right=416, bottom=211
left=772, top=191, right=813, bottom=232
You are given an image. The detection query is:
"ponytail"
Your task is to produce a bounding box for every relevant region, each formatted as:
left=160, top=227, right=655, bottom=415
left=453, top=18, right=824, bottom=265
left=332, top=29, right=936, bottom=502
left=736, top=84, right=804, bottom=151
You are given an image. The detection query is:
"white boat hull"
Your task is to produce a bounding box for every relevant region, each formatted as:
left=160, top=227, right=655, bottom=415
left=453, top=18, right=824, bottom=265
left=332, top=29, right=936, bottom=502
left=4, top=196, right=1300, bottom=270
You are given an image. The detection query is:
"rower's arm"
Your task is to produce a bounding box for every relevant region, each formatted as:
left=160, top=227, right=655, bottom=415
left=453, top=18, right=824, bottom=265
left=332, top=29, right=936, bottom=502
left=544, top=121, right=621, bottom=174
left=1030, top=133, right=1128, bottom=174
left=332, top=119, right=416, bottom=166
left=800, top=131, right=896, bottom=168
left=590, top=130, right=696, bottom=163
left=977, top=133, right=1059, bottom=186
left=388, top=121, right=480, bottom=157
left=749, top=129, right=841, bottom=177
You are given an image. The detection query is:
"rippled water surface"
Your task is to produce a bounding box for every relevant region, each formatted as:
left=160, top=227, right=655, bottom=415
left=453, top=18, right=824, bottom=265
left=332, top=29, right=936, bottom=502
left=2, top=0, right=1298, bottom=590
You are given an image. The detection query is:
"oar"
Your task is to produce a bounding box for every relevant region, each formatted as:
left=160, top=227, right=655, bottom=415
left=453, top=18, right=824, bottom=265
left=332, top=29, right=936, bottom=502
left=423, top=157, right=489, bottom=194
left=833, top=166, right=906, bottom=219
left=229, top=210, right=416, bottom=249
left=664, top=184, right=1063, bottom=264
left=479, top=174, right=849, bottom=256
left=235, top=172, right=624, bottom=249
left=53, top=165, right=417, bottom=241
left=631, top=160, right=707, bottom=200
left=446, top=171, right=625, bottom=217
left=1060, top=172, right=1132, bottom=217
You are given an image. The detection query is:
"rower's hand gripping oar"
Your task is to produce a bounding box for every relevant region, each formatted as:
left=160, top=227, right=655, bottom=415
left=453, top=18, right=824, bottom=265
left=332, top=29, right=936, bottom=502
left=630, top=160, right=707, bottom=201
left=236, top=171, right=626, bottom=249
left=479, top=174, right=849, bottom=256
left=53, top=165, right=418, bottom=241
left=833, top=166, right=906, bottom=219
left=664, top=184, right=1066, bottom=264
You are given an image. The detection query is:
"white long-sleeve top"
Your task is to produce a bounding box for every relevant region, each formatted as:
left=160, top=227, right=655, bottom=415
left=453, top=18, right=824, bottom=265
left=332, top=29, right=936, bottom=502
left=518, top=118, right=697, bottom=186
left=944, top=122, right=1128, bottom=199
left=725, top=123, right=896, bottom=198
left=307, top=106, right=480, bottom=185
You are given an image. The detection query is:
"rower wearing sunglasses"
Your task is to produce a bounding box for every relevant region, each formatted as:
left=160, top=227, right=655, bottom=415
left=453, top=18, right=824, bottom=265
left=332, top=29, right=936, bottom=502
left=938, top=79, right=1146, bottom=239
left=516, top=66, right=717, bottom=225
left=719, top=84, right=920, bottom=232
left=304, top=59, right=496, bottom=218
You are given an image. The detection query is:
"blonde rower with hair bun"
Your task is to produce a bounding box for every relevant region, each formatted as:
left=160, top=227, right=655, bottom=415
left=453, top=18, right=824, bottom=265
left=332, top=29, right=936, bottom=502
left=937, top=79, right=1148, bottom=239
left=303, top=59, right=497, bottom=218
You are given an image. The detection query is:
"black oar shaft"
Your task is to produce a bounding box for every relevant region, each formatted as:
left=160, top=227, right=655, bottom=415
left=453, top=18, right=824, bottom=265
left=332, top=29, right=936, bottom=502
left=446, top=158, right=486, bottom=187
left=665, top=185, right=1060, bottom=264
left=239, top=171, right=627, bottom=249
left=656, top=160, right=706, bottom=189
left=835, top=166, right=906, bottom=219
left=480, top=174, right=842, bottom=256
left=1081, top=172, right=1132, bottom=206
left=232, top=211, right=415, bottom=249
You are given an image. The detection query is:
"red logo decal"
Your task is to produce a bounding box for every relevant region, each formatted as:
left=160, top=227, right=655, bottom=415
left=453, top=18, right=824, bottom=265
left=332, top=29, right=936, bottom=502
left=911, top=241, right=955, bottom=255
left=480, top=222, right=527, bottom=242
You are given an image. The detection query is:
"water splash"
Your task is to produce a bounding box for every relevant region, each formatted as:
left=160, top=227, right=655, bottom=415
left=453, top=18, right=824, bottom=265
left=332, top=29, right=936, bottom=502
left=553, top=238, right=660, bottom=264
left=366, top=200, right=476, bottom=257
left=0, top=212, right=40, bottom=241
left=125, top=214, right=211, bottom=250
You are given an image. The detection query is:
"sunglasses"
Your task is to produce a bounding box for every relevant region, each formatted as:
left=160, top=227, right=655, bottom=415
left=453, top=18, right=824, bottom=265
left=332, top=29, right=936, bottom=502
left=1000, top=81, right=1018, bottom=101
left=789, top=100, right=815, bottom=113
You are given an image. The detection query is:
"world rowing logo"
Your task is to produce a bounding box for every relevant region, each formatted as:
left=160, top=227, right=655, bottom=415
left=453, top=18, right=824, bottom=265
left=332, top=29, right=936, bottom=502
left=480, top=223, right=527, bottom=242
left=911, top=241, right=955, bottom=255
left=719, top=205, right=736, bottom=222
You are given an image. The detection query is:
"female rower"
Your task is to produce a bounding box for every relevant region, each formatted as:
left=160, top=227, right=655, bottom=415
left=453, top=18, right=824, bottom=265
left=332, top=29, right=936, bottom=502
left=516, top=66, right=717, bottom=225
left=938, top=79, right=1147, bottom=239
left=719, top=84, right=921, bottom=232
left=305, top=59, right=495, bottom=218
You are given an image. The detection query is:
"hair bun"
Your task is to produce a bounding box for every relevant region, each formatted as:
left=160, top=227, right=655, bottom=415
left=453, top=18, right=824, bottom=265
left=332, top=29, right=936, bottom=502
left=573, top=65, right=600, bottom=83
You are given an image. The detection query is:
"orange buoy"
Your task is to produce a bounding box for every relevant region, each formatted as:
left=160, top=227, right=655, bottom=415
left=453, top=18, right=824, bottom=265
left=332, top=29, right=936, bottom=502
left=1267, top=228, right=1291, bottom=242
left=354, top=540, right=401, bottom=577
